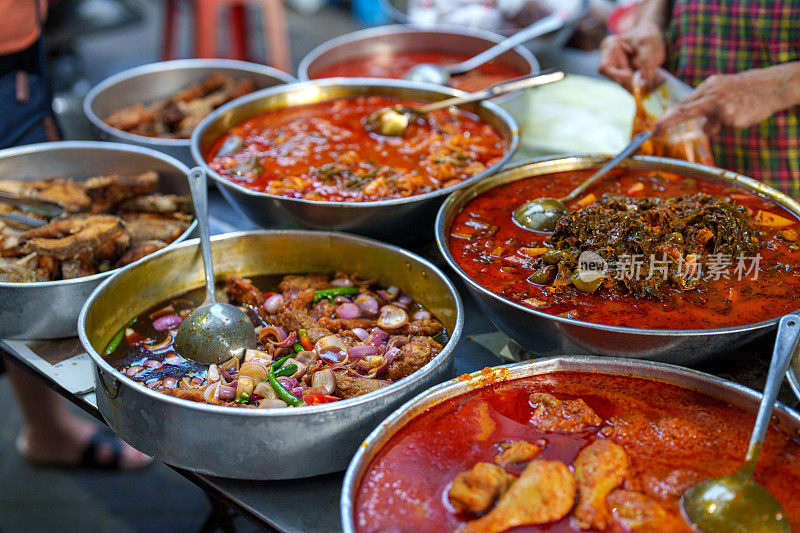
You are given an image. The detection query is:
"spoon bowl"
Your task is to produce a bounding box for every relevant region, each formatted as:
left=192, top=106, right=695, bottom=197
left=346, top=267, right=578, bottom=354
left=366, top=71, right=564, bottom=137
left=514, top=132, right=652, bottom=231
left=173, top=167, right=257, bottom=364
left=680, top=313, right=800, bottom=533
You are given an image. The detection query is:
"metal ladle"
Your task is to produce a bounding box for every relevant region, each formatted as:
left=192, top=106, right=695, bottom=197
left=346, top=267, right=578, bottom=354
left=513, top=131, right=653, bottom=232
left=681, top=313, right=800, bottom=533
left=404, top=11, right=568, bottom=86
left=173, top=167, right=257, bottom=365
left=365, top=70, right=565, bottom=137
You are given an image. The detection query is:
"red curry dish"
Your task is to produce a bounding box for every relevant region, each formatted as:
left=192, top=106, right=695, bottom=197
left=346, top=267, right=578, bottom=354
left=312, top=51, right=526, bottom=93
left=354, top=371, right=800, bottom=532
left=206, top=96, right=507, bottom=202
left=449, top=169, right=800, bottom=329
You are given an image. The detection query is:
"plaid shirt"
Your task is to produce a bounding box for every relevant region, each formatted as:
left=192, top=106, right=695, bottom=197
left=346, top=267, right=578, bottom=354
left=665, top=0, right=800, bottom=197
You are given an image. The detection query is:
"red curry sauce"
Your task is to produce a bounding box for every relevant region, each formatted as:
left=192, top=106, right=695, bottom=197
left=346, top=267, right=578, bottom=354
left=207, top=96, right=506, bottom=202
left=449, top=170, right=800, bottom=329
left=312, top=51, right=526, bottom=92
left=354, top=371, right=800, bottom=532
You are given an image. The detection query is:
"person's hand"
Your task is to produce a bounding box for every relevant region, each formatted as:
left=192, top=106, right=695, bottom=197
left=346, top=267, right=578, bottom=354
left=654, top=66, right=800, bottom=135
left=598, top=21, right=666, bottom=90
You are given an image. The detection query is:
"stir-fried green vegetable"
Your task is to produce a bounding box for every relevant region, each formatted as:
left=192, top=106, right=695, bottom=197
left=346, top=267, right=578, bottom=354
left=105, top=317, right=137, bottom=354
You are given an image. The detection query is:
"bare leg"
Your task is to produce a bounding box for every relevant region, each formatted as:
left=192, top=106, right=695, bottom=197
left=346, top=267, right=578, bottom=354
left=5, top=361, right=151, bottom=469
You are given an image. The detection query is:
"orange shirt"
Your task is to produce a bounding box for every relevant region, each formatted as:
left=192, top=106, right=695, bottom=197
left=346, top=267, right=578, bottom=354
left=0, top=0, right=47, bottom=56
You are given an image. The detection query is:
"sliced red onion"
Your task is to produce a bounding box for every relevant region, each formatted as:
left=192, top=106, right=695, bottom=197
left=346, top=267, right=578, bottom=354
left=262, top=294, right=284, bottom=314
left=143, top=359, right=163, bottom=369
left=277, top=376, right=298, bottom=390
left=367, top=328, right=389, bottom=347
left=332, top=295, right=351, bottom=304
left=146, top=379, right=161, bottom=389
left=384, top=346, right=401, bottom=364
left=125, top=365, right=144, bottom=377
left=162, top=376, right=178, bottom=388
left=377, top=305, right=409, bottom=329
left=412, top=310, right=431, bottom=321
left=330, top=277, right=353, bottom=287
left=352, top=328, right=369, bottom=341
left=153, top=314, right=182, bottom=331
left=311, top=368, right=335, bottom=395
left=218, top=365, right=235, bottom=382
left=394, top=295, right=413, bottom=309
left=274, top=331, right=297, bottom=348
left=259, top=325, right=287, bottom=342
left=190, top=376, right=204, bottom=386
left=336, top=302, right=361, bottom=319
left=320, top=350, right=346, bottom=363
left=354, top=294, right=379, bottom=316
left=387, top=336, right=409, bottom=350
left=217, top=384, right=237, bottom=400
left=348, top=344, right=380, bottom=359
left=294, top=350, right=318, bottom=365
left=164, top=355, right=183, bottom=366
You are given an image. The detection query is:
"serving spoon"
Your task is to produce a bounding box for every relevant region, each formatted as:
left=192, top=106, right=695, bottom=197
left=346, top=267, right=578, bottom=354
left=365, top=70, right=565, bottom=137
left=404, top=11, right=568, bottom=86
left=173, top=167, right=257, bottom=365
left=681, top=313, right=800, bottom=533
left=513, top=131, right=653, bottom=232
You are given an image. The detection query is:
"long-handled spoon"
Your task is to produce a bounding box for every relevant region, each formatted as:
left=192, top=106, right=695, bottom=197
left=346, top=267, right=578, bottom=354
left=365, top=70, right=565, bottom=137
left=173, top=167, right=257, bottom=365
left=681, top=313, right=800, bottom=533
left=513, top=131, right=653, bottom=232
left=405, top=11, right=569, bottom=86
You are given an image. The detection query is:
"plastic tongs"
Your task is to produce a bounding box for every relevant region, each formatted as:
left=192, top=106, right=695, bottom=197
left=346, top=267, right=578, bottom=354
left=0, top=192, right=64, bottom=228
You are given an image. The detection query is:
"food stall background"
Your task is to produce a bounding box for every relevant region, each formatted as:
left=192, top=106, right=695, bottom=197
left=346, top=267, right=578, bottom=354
left=0, top=0, right=634, bottom=531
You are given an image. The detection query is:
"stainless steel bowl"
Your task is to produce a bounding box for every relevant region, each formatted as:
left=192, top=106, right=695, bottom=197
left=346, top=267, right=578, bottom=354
left=84, top=59, right=295, bottom=167
left=78, top=230, right=464, bottom=479
left=341, top=355, right=800, bottom=532
left=298, top=25, right=536, bottom=132
left=0, top=141, right=196, bottom=339
left=297, top=24, right=537, bottom=82
left=435, top=155, right=800, bottom=365
left=190, top=79, right=518, bottom=243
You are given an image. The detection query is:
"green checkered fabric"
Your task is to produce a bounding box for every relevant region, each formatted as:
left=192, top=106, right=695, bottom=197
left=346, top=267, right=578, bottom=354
left=665, top=0, right=800, bottom=198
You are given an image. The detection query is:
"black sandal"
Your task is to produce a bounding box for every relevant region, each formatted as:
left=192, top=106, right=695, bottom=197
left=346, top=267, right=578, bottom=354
left=78, top=431, right=124, bottom=470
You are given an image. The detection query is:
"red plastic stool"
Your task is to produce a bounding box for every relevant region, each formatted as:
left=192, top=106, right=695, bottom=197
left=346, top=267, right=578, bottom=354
left=161, top=0, right=291, bottom=72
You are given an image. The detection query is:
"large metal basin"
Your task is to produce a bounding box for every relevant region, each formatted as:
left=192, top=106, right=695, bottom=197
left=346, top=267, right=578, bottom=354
left=0, top=141, right=196, bottom=339
left=190, top=79, right=518, bottom=243
left=84, top=59, right=295, bottom=167
left=435, top=155, right=800, bottom=365
left=341, top=356, right=800, bottom=532
left=78, top=230, right=463, bottom=479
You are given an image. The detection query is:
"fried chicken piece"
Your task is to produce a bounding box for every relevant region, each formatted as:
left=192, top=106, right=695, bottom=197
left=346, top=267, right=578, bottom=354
left=121, top=212, right=190, bottom=245
left=386, top=335, right=443, bottom=381
left=463, top=460, right=576, bottom=533
left=573, top=440, right=629, bottom=530
left=333, top=369, right=389, bottom=399
left=104, top=102, right=156, bottom=132
left=226, top=275, right=266, bottom=307
left=21, top=215, right=125, bottom=260
left=607, top=490, right=687, bottom=533
left=118, top=194, right=191, bottom=214
left=386, top=319, right=445, bottom=337
left=494, top=440, right=544, bottom=467
left=448, top=462, right=516, bottom=514
left=278, top=273, right=331, bottom=293
left=272, top=307, right=333, bottom=344
left=84, top=171, right=159, bottom=212
left=61, top=257, right=96, bottom=279
left=528, top=392, right=602, bottom=433
left=0, top=253, right=44, bottom=282
left=114, top=240, right=166, bottom=267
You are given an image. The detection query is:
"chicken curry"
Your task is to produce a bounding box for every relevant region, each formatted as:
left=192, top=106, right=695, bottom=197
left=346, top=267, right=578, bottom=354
left=354, top=371, right=800, bottom=532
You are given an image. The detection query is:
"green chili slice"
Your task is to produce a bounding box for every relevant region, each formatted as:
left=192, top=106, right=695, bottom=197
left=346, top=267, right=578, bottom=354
left=312, top=286, right=359, bottom=303
left=104, top=317, right=137, bottom=354
left=268, top=371, right=302, bottom=407
left=270, top=355, right=291, bottom=371
left=273, top=364, right=298, bottom=378
left=292, top=342, right=303, bottom=353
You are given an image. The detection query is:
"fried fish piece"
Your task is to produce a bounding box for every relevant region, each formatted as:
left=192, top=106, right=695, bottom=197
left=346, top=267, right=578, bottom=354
left=121, top=212, right=190, bottom=245
left=84, top=171, right=159, bottom=212
left=21, top=215, right=125, bottom=260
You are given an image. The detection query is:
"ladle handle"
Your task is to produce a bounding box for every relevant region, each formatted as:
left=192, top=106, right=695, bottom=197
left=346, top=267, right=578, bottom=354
left=744, top=314, right=800, bottom=471
left=561, top=131, right=653, bottom=203
left=447, top=12, right=567, bottom=76
left=188, top=167, right=216, bottom=304
left=416, top=70, right=565, bottom=114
